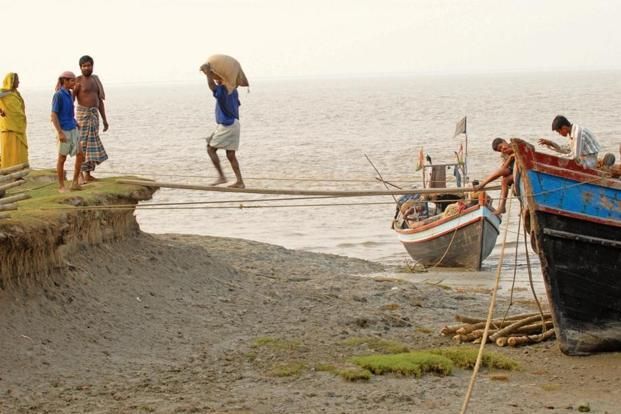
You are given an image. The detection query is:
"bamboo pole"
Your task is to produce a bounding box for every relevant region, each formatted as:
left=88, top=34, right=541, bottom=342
left=0, top=169, right=29, bottom=184
left=0, top=179, right=26, bottom=192
left=0, top=162, right=29, bottom=175
left=0, top=193, right=30, bottom=205
left=0, top=203, right=17, bottom=211
left=116, top=179, right=502, bottom=197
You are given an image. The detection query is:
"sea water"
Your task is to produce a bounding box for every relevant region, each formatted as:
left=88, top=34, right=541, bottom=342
left=21, top=71, right=621, bottom=293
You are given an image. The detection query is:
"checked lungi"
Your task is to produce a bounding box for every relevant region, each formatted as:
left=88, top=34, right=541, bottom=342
left=77, top=105, right=108, bottom=172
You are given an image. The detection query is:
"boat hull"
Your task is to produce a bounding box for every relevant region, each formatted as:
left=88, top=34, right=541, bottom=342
left=533, top=211, right=621, bottom=355
left=396, top=206, right=500, bottom=270
left=513, top=139, right=621, bottom=355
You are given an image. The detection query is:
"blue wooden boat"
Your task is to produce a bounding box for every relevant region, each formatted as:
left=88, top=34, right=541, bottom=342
left=511, top=138, right=621, bottom=355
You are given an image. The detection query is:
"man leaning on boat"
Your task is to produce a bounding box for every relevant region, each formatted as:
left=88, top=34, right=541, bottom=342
left=538, top=115, right=600, bottom=168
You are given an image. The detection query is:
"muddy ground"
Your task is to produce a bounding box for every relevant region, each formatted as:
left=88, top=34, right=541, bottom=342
left=1, top=233, right=619, bottom=413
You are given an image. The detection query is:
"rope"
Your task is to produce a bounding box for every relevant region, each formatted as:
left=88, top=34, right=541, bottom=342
left=68, top=169, right=428, bottom=184
left=427, top=214, right=462, bottom=270
left=23, top=200, right=395, bottom=213
left=460, top=195, right=513, bottom=414
left=364, top=153, right=398, bottom=204
left=501, top=211, right=522, bottom=322
left=523, top=220, right=547, bottom=329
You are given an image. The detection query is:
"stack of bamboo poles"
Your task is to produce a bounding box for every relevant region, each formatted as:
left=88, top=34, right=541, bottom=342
left=0, top=163, right=31, bottom=220
left=441, top=312, right=556, bottom=347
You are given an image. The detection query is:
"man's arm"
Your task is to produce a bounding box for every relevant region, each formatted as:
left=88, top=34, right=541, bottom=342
left=476, top=156, right=513, bottom=190
left=50, top=112, right=66, bottom=142
left=538, top=138, right=570, bottom=154
left=99, top=99, right=109, bottom=131
left=201, top=64, right=217, bottom=92
left=73, top=79, right=81, bottom=102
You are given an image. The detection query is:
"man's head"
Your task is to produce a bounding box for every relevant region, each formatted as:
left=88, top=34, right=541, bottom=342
left=552, top=115, right=571, bottom=137
left=492, top=137, right=512, bottom=155
left=79, top=55, right=94, bottom=77
left=58, top=71, right=76, bottom=90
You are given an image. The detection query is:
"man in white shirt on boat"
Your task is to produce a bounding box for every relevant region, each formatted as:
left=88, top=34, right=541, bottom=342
left=538, top=115, right=600, bottom=168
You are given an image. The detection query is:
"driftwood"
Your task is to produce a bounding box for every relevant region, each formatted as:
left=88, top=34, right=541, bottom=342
left=454, top=312, right=549, bottom=324
left=455, top=320, right=517, bottom=335
left=0, top=169, right=29, bottom=184
left=0, top=203, right=17, bottom=211
left=0, top=179, right=25, bottom=193
left=441, top=324, right=465, bottom=336
left=507, top=329, right=556, bottom=347
left=0, top=162, right=29, bottom=175
left=489, top=314, right=551, bottom=342
left=444, top=312, right=555, bottom=348
left=0, top=193, right=30, bottom=205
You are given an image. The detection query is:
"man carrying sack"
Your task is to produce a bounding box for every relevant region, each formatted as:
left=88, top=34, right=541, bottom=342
left=200, top=55, right=249, bottom=188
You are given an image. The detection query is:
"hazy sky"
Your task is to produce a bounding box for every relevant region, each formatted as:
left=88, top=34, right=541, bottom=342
left=3, top=0, right=620, bottom=88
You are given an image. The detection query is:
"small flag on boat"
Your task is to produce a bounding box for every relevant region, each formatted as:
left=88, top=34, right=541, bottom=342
left=416, top=147, right=424, bottom=171
left=453, top=116, right=467, bottom=138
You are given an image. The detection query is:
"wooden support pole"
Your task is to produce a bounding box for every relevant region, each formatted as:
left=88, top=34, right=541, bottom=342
left=0, top=169, right=30, bottom=184
left=0, top=179, right=26, bottom=193
left=0, top=193, right=30, bottom=205
left=116, top=179, right=501, bottom=197
left=0, top=162, right=29, bottom=175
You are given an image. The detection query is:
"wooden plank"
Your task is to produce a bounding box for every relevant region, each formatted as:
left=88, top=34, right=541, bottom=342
left=0, top=162, right=29, bottom=175
left=0, top=169, right=29, bottom=184
left=0, top=193, right=30, bottom=205
left=116, top=179, right=501, bottom=197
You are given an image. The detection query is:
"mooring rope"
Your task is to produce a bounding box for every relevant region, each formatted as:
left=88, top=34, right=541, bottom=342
left=460, top=195, right=514, bottom=414
left=523, top=220, right=547, bottom=329
left=500, top=211, right=522, bottom=323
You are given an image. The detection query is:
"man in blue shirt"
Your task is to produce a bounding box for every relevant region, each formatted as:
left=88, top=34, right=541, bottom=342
left=51, top=71, right=83, bottom=192
left=201, top=64, right=245, bottom=189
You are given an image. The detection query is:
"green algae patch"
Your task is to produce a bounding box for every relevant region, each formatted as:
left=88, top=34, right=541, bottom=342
left=342, top=337, right=410, bottom=354
left=337, top=367, right=372, bottom=382
left=268, top=362, right=306, bottom=377
left=252, top=337, right=302, bottom=351
left=427, top=346, right=519, bottom=370
left=9, top=173, right=153, bottom=222
left=352, top=352, right=453, bottom=378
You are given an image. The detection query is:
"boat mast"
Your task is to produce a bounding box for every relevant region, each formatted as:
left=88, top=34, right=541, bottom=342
left=464, top=116, right=468, bottom=185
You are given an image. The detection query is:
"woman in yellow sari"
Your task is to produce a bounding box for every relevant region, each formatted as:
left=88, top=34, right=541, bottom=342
left=0, top=72, right=28, bottom=168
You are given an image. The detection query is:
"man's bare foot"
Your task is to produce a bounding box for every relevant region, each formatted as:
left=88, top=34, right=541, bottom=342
left=210, top=176, right=227, bottom=186
left=58, top=187, right=67, bottom=193
left=227, top=182, right=245, bottom=189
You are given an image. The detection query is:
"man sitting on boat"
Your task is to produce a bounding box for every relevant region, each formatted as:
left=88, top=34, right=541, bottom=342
left=538, top=115, right=600, bottom=169
left=475, top=138, right=514, bottom=215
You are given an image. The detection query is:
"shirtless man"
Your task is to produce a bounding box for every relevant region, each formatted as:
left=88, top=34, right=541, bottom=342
left=475, top=137, right=515, bottom=215
left=74, top=55, right=109, bottom=183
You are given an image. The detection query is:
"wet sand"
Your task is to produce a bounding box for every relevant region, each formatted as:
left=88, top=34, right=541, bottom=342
left=0, top=232, right=619, bottom=413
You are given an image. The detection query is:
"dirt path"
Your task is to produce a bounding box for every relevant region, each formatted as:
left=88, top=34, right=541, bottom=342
left=0, top=233, right=619, bottom=413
